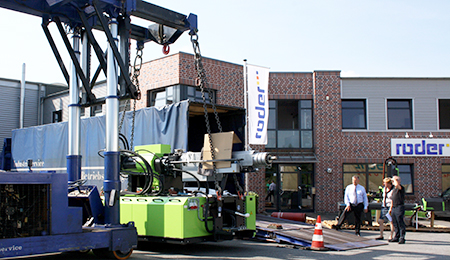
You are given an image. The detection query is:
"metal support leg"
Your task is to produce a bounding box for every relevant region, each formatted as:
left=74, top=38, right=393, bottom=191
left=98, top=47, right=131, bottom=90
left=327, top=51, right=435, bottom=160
left=104, top=18, right=120, bottom=225
left=67, top=30, right=81, bottom=182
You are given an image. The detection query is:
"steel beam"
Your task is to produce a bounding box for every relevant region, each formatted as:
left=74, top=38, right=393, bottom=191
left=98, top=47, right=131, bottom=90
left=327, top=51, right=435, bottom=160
left=94, top=3, right=139, bottom=99
left=54, top=16, right=96, bottom=104
left=42, top=19, right=70, bottom=85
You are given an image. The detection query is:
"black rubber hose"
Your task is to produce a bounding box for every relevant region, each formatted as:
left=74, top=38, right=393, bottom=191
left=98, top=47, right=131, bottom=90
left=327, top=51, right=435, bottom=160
left=172, top=168, right=201, bottom=191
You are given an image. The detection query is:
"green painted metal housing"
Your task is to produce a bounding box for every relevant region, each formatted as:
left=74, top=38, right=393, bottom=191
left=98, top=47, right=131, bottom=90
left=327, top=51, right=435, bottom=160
left=120, top=143, right=257, bottom=241
left=120, top=195, right=257, bottom=240
left=133, top=144, right=171, bottom=173
left=121, top=196, right=211, bottom=239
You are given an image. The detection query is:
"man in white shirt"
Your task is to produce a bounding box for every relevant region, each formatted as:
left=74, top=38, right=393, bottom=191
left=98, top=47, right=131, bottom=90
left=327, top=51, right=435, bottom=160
left=332, top=175, right=369, bottom=236
left=265, top=181, right=276, bottom=202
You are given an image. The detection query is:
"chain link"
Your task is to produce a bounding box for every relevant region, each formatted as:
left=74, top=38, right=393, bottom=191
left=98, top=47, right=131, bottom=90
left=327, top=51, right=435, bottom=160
left=118, top=99, right=129, bottom=134
left=191, top=32, right=224, bottom=197
left=118, top=45, right=143, bottom=151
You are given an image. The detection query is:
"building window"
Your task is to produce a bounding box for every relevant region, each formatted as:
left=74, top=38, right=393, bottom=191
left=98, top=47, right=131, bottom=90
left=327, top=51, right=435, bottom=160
left=342, top=99, right=366, bottom=129
left=90, top=105, right=102, bottom=116
left=300, top=100, right=313, bottom=148
left=186, top=86, right=213, bottom=103
left=52, top=110, right=62, bottom=123
left=148, top=87, right=174, bottom=107
left=397, top=164, right=414, bottom=194
left=387, top=99, right=412, bottom=129
left=343, top=164, right=384, bottom=195
left=438, top=99, right=450, bottom=129
left=267, top=100, right=277, bottom=148
left=147, top=85, right=214, bottom=107
left=267, top=100, right=313, bottom=149
left=343, top=163, right=414, bottom=195
left=442, top=165, right=450, bottom=192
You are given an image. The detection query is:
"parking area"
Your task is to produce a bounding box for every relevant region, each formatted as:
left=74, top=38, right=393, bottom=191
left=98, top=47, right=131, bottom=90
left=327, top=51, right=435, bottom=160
left=21, top=223, right=450, bottom=260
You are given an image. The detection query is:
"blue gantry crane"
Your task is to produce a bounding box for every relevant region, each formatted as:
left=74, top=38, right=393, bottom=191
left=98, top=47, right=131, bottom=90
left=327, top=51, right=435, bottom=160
left=0, top=1, right=197, bottom=258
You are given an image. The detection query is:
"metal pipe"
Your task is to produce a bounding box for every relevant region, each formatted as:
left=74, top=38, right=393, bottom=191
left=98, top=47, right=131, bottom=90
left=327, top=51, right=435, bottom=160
left=37, top=84, right=42, bottom=125
left=243, top=59, right=248, bottom=192
left=243, top=59, right=248, bottom=151
left=106, top=19, right=119, bottom=152
left=81, top=30, right=90, bottom=110
left=104, top=18, right=121, bottom=225
left=67, top=31, right=82, bottom=182
left=20, top=63, right=25, bottom=129
left=68, top=32, right=81, bottom=156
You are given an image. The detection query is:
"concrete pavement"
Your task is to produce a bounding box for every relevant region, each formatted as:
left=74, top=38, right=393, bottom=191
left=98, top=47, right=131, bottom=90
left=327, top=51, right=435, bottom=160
left=20, top=228, right=450, bottom=260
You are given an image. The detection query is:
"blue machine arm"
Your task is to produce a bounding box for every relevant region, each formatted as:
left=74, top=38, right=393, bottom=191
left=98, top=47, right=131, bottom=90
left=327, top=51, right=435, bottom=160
left=0, top=0, right=198, bottom=43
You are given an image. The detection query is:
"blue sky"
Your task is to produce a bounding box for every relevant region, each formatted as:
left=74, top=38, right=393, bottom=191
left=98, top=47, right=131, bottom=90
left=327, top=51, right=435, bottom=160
left=0, top=0, right=449, bottom=84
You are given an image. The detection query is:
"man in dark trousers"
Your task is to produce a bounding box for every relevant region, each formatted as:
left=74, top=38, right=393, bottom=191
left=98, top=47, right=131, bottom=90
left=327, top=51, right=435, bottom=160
left=332, top=175, right=369, bottom=236
left=265, top=180, right=276, bottom=202
left=389, top=175, right=406, bottom=244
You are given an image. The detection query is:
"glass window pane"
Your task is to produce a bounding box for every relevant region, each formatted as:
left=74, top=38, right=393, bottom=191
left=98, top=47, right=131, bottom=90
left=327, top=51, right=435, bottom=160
left=278, top=100, right=298, bottom=130
left=269, top=100, right=276, bottom=108
left=387, top=100, right=412, bottom=129
left=300, top=100, right=312, bottom=108
left=281, top=173, right=298, bottom=191
left=267, top=130, right=276, bottom=148
left=188, top=86, right=195, bottom=96
left=343, top=164, right=367, bottom=172
left=277, top=131, right=299, bottom=148
left=154, top=91, right=166, bottom=107
left=280, top=165, right=298, bottom=172
left=167, top=87, right=173, bottom=96
left=268, top=109, right=276, bottom=129
left=301, top=131, right=313, bottom=148
left=388, top=100, right=410, bottom=108
left=439, top=99, right=450, bottom=129
left=342, top=100, right=366, bottom=129
left=342, top=100, right=365, bottom=108
left=397, top=165, right=413, bottom=194
left=300, top=109, right=312, bottom=129
left=368, top=163, right=384, bottom=172
left=442, top=165, right=450, bottom=192
left=368, top=172, right=383, bottom=193
left=442, top=164, right=450, bottom=173
left=442, top=173, right=450, bottom=192
left=342, top=109, right=366, bottom=129
left=388, top=109, right=412, bottom=129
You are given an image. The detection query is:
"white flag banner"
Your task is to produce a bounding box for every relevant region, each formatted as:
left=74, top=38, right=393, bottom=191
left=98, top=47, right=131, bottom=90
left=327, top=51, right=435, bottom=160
left=247, top=64, right=269, bottom=145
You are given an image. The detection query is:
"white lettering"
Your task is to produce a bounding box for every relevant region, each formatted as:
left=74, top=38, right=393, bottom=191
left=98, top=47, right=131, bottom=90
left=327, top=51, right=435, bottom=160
left=0, top=245, right=23, bottom=253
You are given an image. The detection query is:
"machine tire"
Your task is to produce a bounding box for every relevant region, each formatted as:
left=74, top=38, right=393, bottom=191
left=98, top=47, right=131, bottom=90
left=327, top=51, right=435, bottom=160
left=111, top=249, right=133, bottom=260
left=93, top=248, right=133, bottom=259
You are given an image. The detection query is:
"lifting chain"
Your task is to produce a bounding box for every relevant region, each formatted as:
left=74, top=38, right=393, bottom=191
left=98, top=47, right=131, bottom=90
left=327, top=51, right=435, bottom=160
left=119, top=44, right=143, bottom=151
left=191, top=32, right=224, bottom=198
left=233, top=174, right=244, bottom=200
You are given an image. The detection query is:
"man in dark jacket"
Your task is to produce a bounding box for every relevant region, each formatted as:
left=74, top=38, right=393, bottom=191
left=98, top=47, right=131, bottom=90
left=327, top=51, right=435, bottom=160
left=389, top=175, right=406, bottom=244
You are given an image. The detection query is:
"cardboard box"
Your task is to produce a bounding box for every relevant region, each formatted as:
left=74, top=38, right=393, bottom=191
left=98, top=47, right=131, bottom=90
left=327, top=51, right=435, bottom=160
left=202, top=131, right=241, bottom=169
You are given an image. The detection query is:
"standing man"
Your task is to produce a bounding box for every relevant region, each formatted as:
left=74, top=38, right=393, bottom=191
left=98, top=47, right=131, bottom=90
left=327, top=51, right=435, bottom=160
left=389, top=175, right=406, bottom=244
left=265, top=180, right=276, bottom=202
left=332, top=175, right=369, bottom=236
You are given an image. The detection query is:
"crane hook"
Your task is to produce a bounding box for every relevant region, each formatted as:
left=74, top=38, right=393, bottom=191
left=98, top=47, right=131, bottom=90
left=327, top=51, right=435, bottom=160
left=163, top=44, right=170, bottom=55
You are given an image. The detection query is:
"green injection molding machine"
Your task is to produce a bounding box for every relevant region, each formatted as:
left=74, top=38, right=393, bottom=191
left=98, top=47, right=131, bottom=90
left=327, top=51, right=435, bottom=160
left=119, top=144, right=266, bottom=243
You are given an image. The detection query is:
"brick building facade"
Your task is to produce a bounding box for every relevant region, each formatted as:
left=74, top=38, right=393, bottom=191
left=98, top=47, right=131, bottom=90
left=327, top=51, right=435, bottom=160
left=131, top=52, right=450, bottom=213
left=41, top=52, right=450, bottom=214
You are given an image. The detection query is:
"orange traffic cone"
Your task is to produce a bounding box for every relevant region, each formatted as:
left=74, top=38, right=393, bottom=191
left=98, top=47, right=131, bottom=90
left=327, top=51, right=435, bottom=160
left=310, top=215, right=327, bottom=250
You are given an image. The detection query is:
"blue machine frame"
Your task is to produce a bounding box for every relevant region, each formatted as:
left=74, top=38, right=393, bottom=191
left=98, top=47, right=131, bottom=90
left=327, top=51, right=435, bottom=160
left=0, top=172, right=137, bottom=258
left=0, top=0, right=197, bottom=258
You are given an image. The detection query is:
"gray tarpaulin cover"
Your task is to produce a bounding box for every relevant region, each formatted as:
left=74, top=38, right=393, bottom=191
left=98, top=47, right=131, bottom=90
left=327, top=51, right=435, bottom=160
left=11, top=100, right=189, bottom=188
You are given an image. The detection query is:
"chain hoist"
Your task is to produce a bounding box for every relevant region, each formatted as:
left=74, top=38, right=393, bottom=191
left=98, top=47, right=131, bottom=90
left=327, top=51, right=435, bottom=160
left=119, top=44, right=143, bottom=151
left=190, top=32, right=225, bottom=198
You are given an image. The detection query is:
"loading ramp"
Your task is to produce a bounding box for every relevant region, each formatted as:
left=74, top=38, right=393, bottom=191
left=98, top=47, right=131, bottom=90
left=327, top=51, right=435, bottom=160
left=256, top=215, right=387, bottom=251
